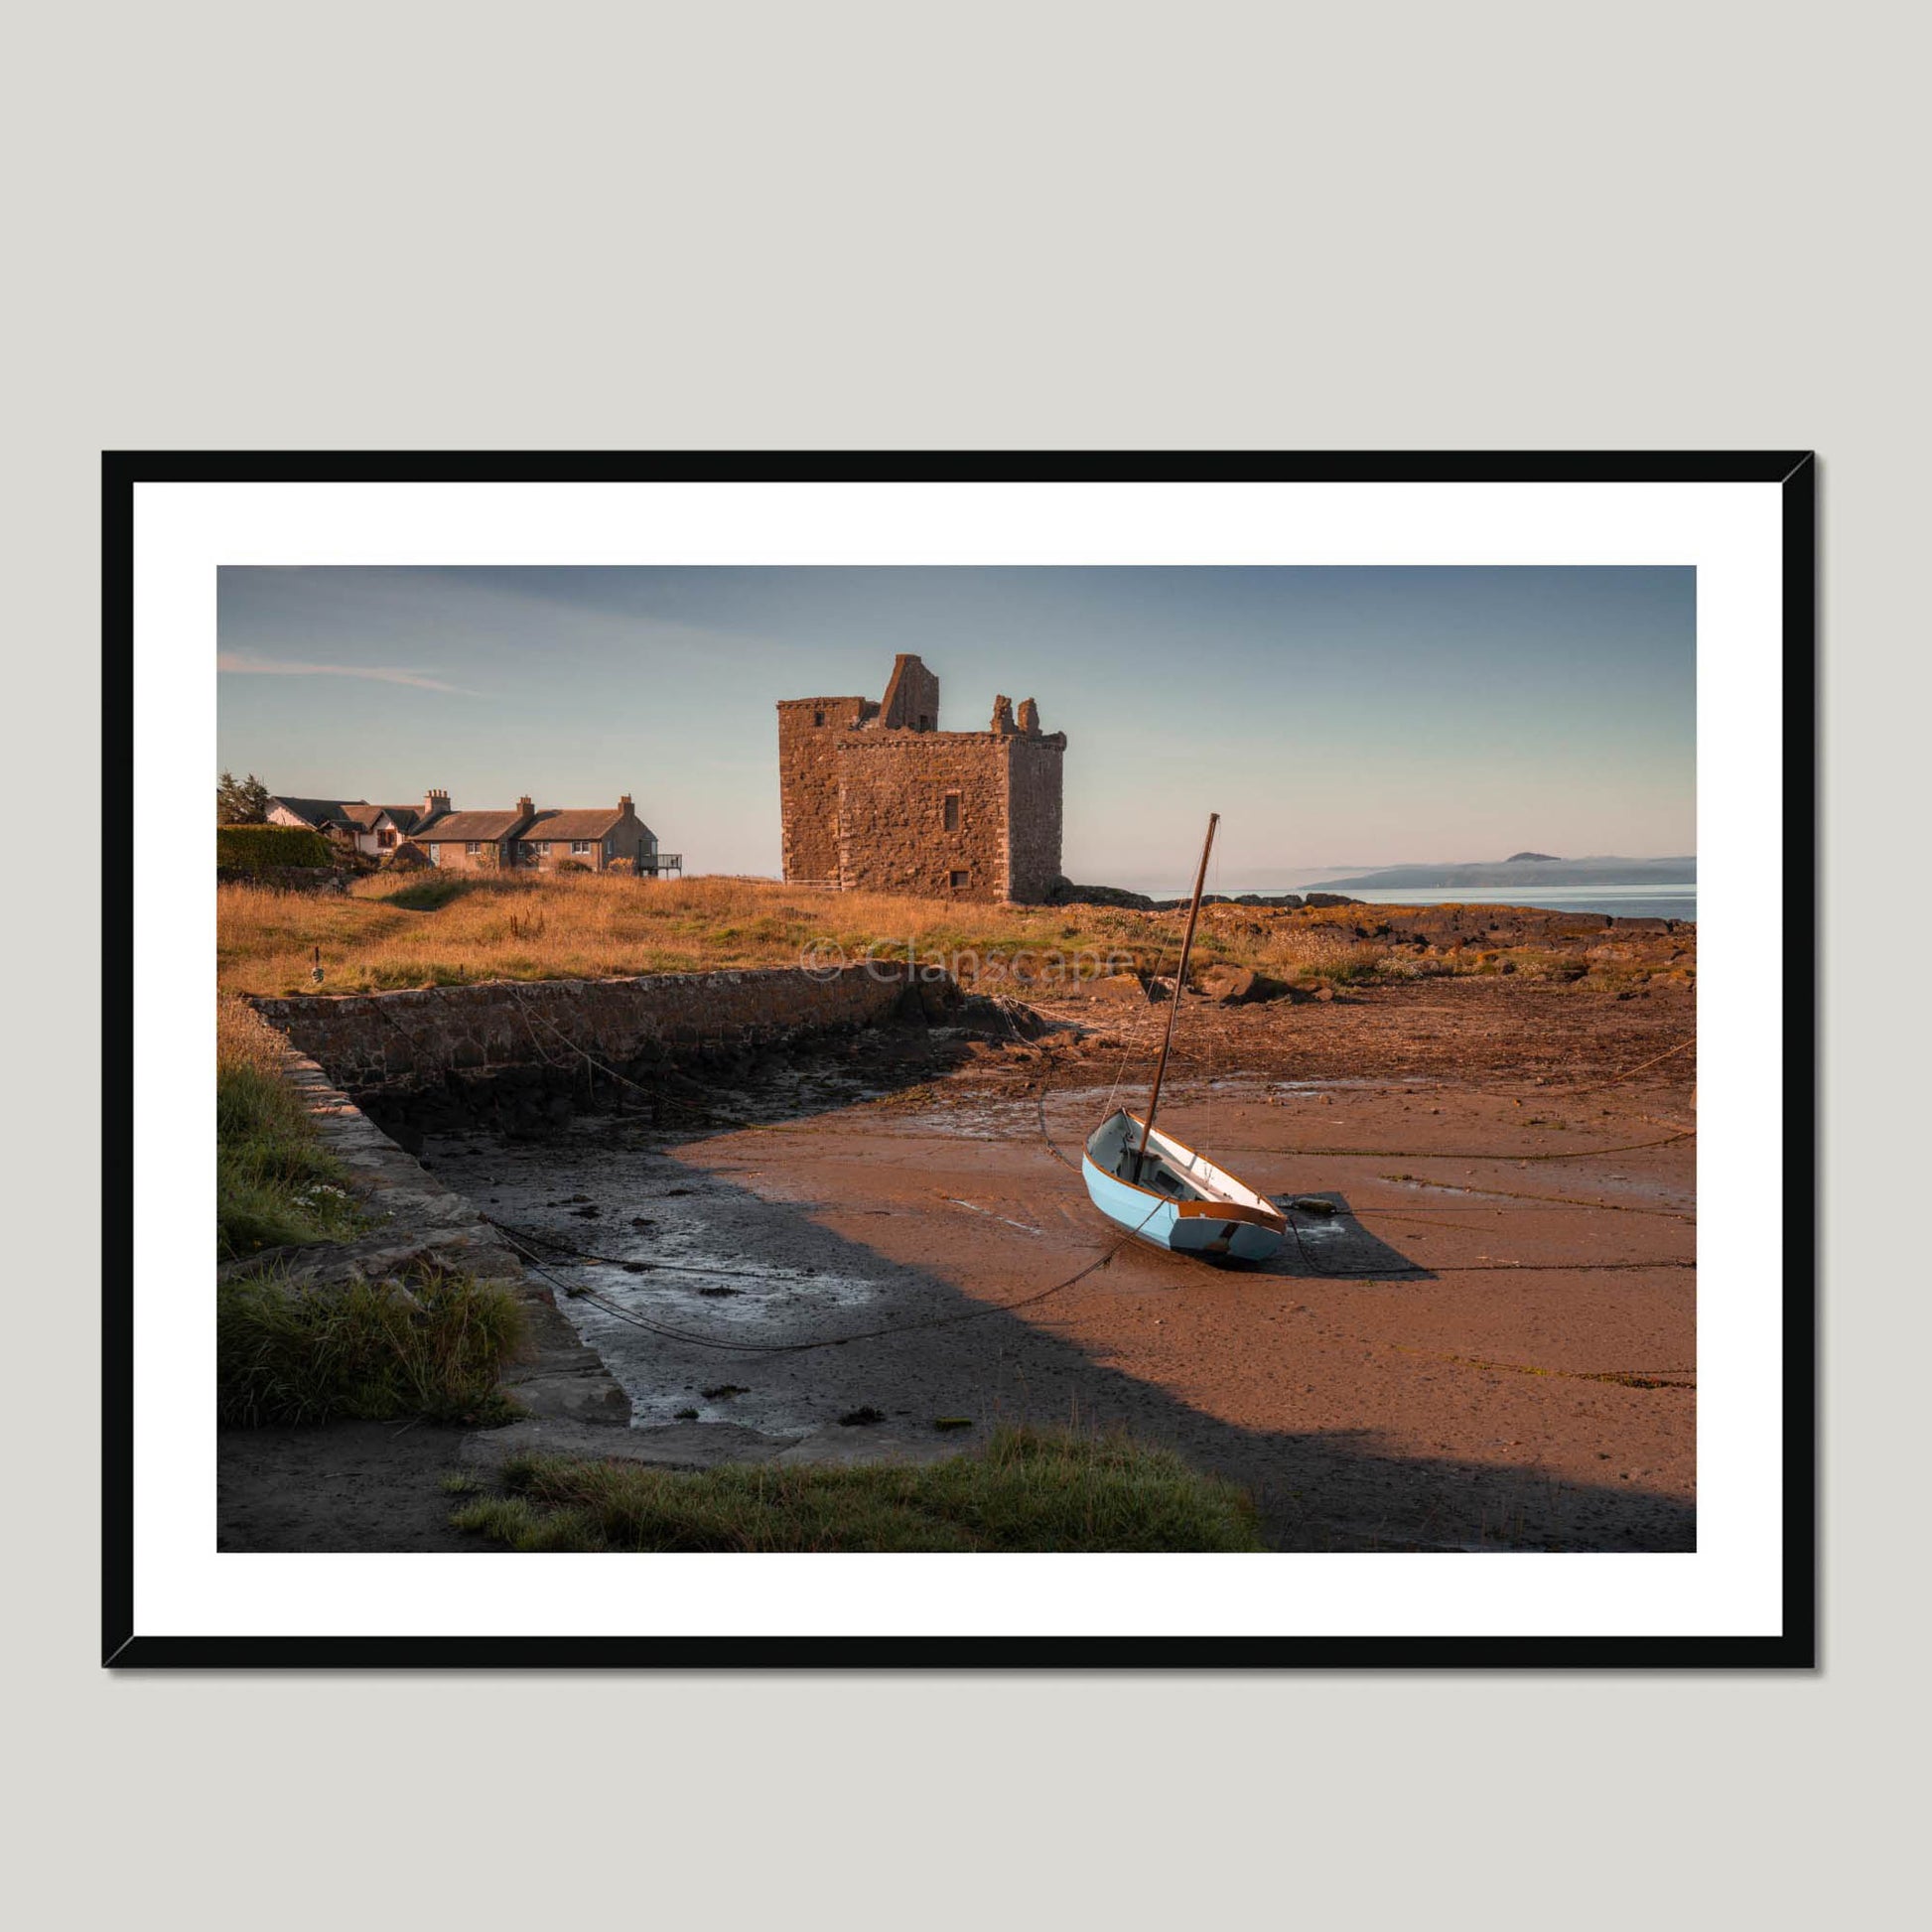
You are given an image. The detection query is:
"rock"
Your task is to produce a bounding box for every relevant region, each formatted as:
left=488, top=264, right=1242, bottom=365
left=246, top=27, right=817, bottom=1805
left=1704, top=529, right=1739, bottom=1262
left=1198, top=964, right=1258, bottom=1005
left=1303, top=892, right=1363, bottom=908
left=1047, top=881, right=1156, bottom=909
left=917, top=975, right=962, bottom=1021
left=774, top=1429, right=966, bottom=1469
left=1090, top=973, right=1151, bottom=1003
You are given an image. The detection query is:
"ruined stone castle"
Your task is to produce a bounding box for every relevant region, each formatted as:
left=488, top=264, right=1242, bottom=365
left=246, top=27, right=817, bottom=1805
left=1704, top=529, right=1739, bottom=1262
left=776, top=654, right=1065, bottom=901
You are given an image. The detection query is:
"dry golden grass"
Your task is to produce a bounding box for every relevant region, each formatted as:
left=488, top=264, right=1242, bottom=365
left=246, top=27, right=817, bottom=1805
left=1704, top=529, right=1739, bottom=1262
left=220, top=873, right=1180, bottom=996
left=218, top=988, right=291, bottom=1072
left=216, top=871, right=1689, bottom=998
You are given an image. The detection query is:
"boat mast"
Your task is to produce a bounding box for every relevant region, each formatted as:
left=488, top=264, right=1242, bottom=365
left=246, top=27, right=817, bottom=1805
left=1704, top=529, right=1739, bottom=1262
left=1135, top=811, right=1218, bottom=1178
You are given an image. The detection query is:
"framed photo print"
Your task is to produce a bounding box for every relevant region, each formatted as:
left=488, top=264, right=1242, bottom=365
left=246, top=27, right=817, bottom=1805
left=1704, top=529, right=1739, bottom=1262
left=106, top=451, right=1814, bottom=1666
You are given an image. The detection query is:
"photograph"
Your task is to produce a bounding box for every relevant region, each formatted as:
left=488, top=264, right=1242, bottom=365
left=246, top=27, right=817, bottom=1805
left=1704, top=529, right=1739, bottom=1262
left=27, top=4, right=1909, bottom=1916
left=109, top=455, right=1811, bottom=1663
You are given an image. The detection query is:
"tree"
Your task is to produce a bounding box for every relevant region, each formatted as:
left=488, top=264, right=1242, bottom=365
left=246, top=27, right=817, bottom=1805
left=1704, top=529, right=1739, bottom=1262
left=216, top=770, right=271, bottom=824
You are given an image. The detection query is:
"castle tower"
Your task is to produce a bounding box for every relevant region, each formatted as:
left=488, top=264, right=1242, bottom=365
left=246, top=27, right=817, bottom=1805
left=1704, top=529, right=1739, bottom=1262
left=776, top=654, right=1065, bottom=901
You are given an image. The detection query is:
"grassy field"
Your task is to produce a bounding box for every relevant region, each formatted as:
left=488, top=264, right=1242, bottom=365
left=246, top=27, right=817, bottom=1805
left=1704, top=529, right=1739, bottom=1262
left=217, top=995, right=367, bottom=1257
left=217, top=871, right=1685, bottom=998
left=451, top=1426, right=1266, bottom=1552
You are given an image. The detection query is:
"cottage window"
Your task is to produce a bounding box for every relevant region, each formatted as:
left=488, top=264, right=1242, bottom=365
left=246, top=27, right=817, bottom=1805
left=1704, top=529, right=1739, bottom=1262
left=942, top=792, right=961, bottom=832
left=466, top=841, right=483, bottom=856
left=949, top=870, right=969, bottom=890
left=427, top=845, right=440, bottom=866
left=604, top=840, right=614, bottom=859
left=378, top=829, right=397, bottom=849
left=571, top=840, right=594, bottom=856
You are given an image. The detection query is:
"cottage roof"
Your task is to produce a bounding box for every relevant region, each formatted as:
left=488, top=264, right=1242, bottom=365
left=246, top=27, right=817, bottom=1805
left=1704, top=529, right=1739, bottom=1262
left=417, top=810, right=530, bottom=841
left=271, top=796, right=427, bottom=833
left=519, top=807, right=633, bottom=841
left=270, top=794, right=367, bottom=829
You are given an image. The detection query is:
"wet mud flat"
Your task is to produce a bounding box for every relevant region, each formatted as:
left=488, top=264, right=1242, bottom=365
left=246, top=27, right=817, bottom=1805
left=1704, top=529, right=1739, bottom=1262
left=419, top=978, right=1697, bottom=1551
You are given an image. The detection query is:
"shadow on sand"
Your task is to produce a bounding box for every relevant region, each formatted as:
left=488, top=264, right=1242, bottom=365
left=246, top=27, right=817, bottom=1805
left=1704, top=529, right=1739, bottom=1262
left=445, top=1039, right=1692, bottom=1555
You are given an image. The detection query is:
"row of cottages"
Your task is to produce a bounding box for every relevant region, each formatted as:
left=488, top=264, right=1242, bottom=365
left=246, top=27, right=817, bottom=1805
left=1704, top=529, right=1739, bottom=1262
left=266, top=788, right=676, bottom=874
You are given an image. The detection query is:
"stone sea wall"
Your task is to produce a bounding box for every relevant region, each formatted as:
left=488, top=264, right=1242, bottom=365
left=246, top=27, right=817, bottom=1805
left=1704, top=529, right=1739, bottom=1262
left=249, top=961, right=917, bottom=1104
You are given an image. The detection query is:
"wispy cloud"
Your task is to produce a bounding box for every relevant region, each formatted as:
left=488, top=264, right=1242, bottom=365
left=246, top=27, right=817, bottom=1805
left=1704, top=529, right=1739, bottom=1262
left=216, top=650, right=476, bottom=695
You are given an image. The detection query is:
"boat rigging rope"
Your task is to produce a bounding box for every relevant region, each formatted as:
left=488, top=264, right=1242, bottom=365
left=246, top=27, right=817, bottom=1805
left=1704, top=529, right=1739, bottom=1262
left=1539, top=1034, right=1695, bottom=1096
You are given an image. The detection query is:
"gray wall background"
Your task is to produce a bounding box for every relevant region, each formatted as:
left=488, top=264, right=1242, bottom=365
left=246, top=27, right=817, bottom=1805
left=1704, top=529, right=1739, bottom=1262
left=13, top=3, right=1911, bottom=1927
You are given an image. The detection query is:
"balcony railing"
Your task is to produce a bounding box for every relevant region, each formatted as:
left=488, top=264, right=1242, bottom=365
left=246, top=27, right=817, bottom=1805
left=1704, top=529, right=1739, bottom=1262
left=639, top=854, right=683, bottom=875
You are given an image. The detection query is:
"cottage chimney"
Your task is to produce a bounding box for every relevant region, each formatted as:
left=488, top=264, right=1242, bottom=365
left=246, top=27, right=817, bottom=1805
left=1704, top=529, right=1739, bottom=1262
left=516, top=794, right=534, bottom=818
left=1017, top=698, right=1041, bottom=737
left=619, top=793, right=633, bottom=813
left=423, top=787, right=451, bottom=820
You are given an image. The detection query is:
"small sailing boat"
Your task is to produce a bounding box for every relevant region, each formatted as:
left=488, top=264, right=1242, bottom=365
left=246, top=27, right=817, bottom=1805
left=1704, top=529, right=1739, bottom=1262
left=1081, top=812, right=1289, bottom=1264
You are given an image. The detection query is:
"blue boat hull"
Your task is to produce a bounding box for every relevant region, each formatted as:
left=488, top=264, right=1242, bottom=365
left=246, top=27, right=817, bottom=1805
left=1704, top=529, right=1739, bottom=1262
left=1081, top=1111, right=1288, bottom=1263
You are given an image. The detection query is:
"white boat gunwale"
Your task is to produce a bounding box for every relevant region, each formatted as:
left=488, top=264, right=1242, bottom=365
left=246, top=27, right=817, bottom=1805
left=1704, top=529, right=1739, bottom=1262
left=1082, top=1109, right=1287, bottom=1234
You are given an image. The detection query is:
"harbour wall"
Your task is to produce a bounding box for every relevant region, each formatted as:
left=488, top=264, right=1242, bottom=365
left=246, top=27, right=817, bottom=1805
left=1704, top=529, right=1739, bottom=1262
left=247, top=961, right=923, bottom=1127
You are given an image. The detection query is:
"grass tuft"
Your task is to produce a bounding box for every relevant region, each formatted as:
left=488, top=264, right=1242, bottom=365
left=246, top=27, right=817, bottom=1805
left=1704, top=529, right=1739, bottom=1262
left=217, top=1262, right=528, bottom=1428
left=454, top=1426, right=1264, bottom=1552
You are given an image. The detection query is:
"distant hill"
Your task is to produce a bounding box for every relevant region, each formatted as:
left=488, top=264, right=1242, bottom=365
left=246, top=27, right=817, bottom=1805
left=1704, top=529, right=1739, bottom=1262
left=1312, top=855, right=1696, bottom=891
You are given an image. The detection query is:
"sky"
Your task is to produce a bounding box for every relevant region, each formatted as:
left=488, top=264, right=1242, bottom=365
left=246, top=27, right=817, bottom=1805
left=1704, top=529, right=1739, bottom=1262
left=217, top=566, right=1695, bottom=892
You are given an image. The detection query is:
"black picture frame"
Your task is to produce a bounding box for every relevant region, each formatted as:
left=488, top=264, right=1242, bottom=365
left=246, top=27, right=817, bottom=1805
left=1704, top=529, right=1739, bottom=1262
left=104, top=450, right=1817, bottom=1669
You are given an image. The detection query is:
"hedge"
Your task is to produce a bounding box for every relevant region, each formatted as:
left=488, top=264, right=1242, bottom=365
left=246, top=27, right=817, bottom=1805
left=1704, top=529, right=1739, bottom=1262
left=217, top=824, right=336, bottom=873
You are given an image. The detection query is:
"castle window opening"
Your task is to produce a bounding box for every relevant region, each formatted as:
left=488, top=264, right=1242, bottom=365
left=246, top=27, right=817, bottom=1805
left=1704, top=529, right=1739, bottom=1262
left=943, top=792, right=961, bottom=832
left=814, top=709, right=825, bottom=727
left=950, top=870, right=970, bottom=890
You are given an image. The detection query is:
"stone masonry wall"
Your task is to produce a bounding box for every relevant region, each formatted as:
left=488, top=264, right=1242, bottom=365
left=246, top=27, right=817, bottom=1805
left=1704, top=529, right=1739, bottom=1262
left=249, top=961, right=915, bottom=1102
left=879, top=653, right=940, bottom=730
left=1005, top=734, right=1065, bottom=902
left=836, top=733, right=1011, bottom=900
left=776, top=695, right=871, bottom=884
left=416, top=839, right=509, bottom=873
